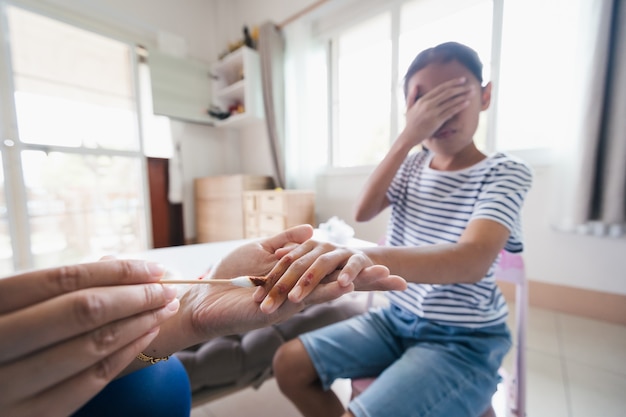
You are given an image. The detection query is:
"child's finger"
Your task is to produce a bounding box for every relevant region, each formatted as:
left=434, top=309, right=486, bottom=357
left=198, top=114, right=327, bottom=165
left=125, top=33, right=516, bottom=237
left=406, top=84, right=420, bottom=109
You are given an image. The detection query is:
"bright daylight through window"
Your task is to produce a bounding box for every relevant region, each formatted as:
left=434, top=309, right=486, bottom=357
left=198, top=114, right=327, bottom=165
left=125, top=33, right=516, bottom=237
left=331, top=0, right=492, bottom=168
left=0, top=6, right=148, bottom=274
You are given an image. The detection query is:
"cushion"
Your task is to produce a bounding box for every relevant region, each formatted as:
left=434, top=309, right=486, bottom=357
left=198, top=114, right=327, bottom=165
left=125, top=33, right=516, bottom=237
left=175, top=294, right=368, bottom=399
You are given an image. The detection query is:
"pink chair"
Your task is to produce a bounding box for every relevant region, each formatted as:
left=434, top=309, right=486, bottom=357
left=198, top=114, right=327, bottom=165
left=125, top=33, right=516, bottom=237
left=350, top=250, right=527, bottom=417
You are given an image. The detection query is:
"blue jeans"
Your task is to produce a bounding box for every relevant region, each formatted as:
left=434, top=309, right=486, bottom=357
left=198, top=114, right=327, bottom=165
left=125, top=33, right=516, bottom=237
left=300, top=305, right=511, bottom=417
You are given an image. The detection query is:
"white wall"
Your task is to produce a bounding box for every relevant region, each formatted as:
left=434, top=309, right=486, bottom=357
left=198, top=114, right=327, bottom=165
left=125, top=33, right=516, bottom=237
left=521, top=165, right=626, bottom=295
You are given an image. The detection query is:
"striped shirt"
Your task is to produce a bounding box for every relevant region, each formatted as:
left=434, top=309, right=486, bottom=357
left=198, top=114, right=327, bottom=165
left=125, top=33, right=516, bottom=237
left=385, top=150, right=533, bottom=328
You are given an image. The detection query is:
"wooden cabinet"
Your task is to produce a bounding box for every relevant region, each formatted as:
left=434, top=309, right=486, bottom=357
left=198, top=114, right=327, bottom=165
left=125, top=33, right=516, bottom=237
left=195, top=175, right=274, bottom=243
left=243, top=190, right=316, bottom=238
left=210, top=46, right=263, bottom=128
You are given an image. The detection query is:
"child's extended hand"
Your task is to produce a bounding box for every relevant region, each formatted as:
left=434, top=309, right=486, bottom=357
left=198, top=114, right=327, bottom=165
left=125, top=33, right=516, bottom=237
left=255, top=239, right=407, bottom=314
left=402, top=76, right=473, bottom=146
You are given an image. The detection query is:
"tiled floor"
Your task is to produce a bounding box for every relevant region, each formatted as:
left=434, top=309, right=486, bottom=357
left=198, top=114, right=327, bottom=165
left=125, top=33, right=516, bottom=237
left=190, top=306, right=626, bottom=417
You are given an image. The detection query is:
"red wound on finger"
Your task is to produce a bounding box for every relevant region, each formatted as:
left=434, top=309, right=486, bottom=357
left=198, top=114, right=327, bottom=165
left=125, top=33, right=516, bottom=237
left=302, top=273, right=314, bottom=286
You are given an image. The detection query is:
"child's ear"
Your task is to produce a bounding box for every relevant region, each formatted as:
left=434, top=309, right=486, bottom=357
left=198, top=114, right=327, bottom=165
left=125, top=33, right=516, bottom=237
left=480, top=82, right=492, bottom=110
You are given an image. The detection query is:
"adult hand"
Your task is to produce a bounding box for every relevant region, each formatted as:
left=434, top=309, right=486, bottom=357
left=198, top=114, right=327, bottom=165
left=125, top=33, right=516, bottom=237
left=0, top=260, right=179, bottom=417
left=209, top=223, right=315, bottom=281
left=173, top=225, right=346, bottom=342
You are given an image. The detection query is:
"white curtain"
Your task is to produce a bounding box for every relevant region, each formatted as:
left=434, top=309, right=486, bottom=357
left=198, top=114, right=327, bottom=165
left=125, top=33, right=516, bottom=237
left=258, top=22, right=287, bottom=189
left=551, top=0, right=626, bottom=237
left=282, top=20, right=329, bottom=190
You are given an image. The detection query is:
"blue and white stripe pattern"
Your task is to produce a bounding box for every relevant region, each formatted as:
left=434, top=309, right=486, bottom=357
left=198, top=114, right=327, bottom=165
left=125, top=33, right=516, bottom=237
left=386, top=150, right=533, bottom=328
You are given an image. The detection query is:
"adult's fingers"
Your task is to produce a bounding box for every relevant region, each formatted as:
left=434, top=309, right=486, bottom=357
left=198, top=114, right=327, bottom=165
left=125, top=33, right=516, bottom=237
left=260, top=224, right=314, bottom=253
left=0, top=299, right=179, bottom=406
left=0, top=260, right=166, bottom=314
left=214, top=225, right=314, bottom=289
left=5, top=329, right=160, bottom=417
left=0, top=283, right=178, bottom=363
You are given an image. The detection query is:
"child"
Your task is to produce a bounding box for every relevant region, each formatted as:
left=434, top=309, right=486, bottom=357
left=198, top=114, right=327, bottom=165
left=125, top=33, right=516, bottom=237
left=272, top=42, right=533, bottom=417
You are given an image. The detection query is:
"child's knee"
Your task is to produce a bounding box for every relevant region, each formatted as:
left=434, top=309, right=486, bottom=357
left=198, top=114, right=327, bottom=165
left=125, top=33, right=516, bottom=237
left=273, top=338, right=304, bottom=374
left=273, top=339, right=313, bottom=386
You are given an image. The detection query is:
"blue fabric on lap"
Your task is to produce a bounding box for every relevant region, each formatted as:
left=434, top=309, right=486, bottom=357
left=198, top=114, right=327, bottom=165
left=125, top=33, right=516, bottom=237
left=72, top=355, right=191, bottom=417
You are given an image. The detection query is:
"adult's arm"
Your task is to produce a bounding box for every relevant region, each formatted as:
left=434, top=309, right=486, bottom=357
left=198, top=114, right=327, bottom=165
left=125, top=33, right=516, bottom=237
left=0, top=260, right=179, bottom=417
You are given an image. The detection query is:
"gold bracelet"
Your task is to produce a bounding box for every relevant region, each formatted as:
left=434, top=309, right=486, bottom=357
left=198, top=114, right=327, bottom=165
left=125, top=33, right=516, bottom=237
left=136, top=351, right=170, bottom=364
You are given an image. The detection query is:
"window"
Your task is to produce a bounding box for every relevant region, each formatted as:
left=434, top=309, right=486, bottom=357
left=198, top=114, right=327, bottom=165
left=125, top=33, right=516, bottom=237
left=0, top=6, right=149, bottom=273
left=331, top=13, right=392, bottom=167
left=496, top=0, right=582, bottom=153
left=330, top=0, right=493, bottom=168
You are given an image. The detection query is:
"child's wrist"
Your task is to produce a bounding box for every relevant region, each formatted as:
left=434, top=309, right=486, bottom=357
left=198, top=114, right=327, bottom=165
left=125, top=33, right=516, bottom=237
left=395, top=130, right=422, bottom=151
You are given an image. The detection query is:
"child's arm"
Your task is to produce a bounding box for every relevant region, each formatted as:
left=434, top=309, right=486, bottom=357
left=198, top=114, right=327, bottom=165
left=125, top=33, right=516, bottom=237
left=362, top=218, right=510, bottom=285
left=353, top=136, right=412, bottom=222
left=261, top=218, right=507, bottom=309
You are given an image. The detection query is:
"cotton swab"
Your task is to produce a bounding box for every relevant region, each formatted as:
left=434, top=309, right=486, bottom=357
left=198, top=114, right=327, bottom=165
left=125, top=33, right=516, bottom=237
left=159, top=270, right=267, bottom=288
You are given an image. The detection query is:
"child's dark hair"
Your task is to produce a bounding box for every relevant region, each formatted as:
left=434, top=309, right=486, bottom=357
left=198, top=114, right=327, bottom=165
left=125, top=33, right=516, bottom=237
left=403, top=42, right=483, bottom=98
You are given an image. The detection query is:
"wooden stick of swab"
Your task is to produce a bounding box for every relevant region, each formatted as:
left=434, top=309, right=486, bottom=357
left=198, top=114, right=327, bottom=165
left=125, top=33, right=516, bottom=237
left=159, top=275, right=267, bottom=288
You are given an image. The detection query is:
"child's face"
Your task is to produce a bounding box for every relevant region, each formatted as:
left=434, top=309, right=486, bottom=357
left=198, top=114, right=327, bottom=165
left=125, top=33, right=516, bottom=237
left=406, top=59, right=491, bottom=156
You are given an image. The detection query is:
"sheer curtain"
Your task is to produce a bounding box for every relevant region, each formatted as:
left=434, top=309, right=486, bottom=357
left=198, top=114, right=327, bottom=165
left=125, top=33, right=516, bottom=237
left=258, top=21, right=286, bottom=189
left=551, top=0, right=626, bottom=237
left=282, top=19, right=329, bottom=190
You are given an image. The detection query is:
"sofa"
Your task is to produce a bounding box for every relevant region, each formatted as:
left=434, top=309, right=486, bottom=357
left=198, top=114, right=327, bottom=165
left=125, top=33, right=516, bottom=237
left=176, top=293, right=370, bottom=406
